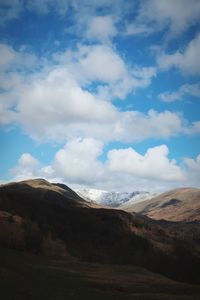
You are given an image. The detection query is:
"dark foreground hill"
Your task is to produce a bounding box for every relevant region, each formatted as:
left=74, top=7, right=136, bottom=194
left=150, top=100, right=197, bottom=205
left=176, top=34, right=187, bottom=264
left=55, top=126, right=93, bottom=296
left=120, top=188, right=200, bottom=222
left=0, top=179, right=200, bottom=286
left=1, top=246, right=200, bottom=300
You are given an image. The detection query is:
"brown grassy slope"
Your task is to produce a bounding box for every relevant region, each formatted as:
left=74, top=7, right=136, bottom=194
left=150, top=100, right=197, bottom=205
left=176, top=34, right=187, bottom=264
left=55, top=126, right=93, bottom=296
left=1, top=247, right=200, bottom=300
left=0, top=178, right=103, bottom=209
left=1, top=179, right=200, bottom=283
left=120, top=188, right=200, bottom=222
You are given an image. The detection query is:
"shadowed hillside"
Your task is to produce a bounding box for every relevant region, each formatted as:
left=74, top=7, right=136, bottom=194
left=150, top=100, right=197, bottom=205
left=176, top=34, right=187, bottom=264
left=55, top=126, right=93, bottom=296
left=1, top=246, right=200, bottom=300
left=0, top=179, right=200, bottom=285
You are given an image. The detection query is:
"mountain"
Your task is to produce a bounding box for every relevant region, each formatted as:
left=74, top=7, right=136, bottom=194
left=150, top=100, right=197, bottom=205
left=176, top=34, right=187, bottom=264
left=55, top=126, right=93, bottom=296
left=0, top=179, right=200, bottom=284
left=0, top=178, right=101, bottom=209
left=118, top=192, right=157, bottom=209
left=76, top=188, right=151, bottom=207
left=121, top=187, right=200, bottom=222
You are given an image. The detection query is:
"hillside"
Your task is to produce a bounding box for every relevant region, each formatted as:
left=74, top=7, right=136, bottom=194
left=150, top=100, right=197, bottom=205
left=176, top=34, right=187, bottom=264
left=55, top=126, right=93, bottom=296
left=120, top=188, right=200, bottom=222
left=0, top=179, right=200, bottom=285
left=1, top=246, right=200, bottom=300
left=0, top=178, right=95, bottom=209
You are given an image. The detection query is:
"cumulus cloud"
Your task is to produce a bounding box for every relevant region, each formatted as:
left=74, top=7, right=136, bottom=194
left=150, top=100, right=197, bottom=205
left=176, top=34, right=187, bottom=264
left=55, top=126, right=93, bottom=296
left=75, top=44, right=127, bottom=84
left=107, top=144, right=185, bottom=181
left=158, top=33, right=200, bottom=75
left=0, top=68, right=188, bottom=142
left=0, top=43, right=198, bottom=143
left=0, top=42, right=199, bottom=144
left=0, top=43, right=37, bottom=72
left=11, top=153, right=61, bottom=182
left=184, top=154, right=200, bottom=172
left=1, top=0, right=200, bottom=44
left=116, top=109, right=184, bottom=141
left=12, top=143, right=198, bottom=192
left=187, top=121, right=200, bottom=135
left=54, top=43, right=151, bottom=97
left=0, top=43, right=17, bottom=69
left=11, top=153, right=40, bottom=181
left=86, top=15, right=117, bottom=43
left=0, top=43, right=163, bottom=142
left=0, top=0, right=126, bottom=32
left=159, top=83, right=200, bottom=102
left=14, top=67, right=118, bottom=141
left=0, top=43, right=38, bottom=125
left=183, top=154, right=200, bottom=187
left=53, top=138, right=104, bottom=184
left=97, top=66, right=156, bottom=100
left=11, top=138, right=105, bottom=185
left=128, top=0, right=200, bottom=37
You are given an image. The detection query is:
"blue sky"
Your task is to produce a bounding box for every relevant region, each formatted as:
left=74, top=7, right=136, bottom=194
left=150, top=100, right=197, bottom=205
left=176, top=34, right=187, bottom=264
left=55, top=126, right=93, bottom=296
left=0, top=0, right=200, bottom=191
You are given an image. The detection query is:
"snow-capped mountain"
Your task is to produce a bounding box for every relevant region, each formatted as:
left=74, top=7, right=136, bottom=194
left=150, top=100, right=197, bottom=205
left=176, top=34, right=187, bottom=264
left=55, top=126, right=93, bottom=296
left=119, top=192, right=158, bottom=210
left=75, top=188, right=152, bottom=207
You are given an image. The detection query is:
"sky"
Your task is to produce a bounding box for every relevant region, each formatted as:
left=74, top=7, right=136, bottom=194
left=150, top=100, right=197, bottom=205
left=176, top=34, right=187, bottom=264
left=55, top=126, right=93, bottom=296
left=0, top=0, right=200, bottom=192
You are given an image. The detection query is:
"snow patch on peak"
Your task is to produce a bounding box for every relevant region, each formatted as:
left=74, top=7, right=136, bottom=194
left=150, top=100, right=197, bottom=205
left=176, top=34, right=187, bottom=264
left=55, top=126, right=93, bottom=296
left=75, top=188, right=151, bottom=207
left=75, top=188, right=107, bottom=201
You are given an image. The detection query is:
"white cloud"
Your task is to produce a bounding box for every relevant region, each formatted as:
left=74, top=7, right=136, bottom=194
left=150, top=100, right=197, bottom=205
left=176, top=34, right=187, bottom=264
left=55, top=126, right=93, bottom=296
left=0, top=42, right=199, bottom=146
left=188, top=121, right=200, bottom=135
left=12, top=143, right=199, bottom=192
left=184, top=154, right=200, bottom=172
left=11, top=153, right=61, bottom=183
left=130, top=0, right=200, bottom=37
left=2, top=0, right=200, bottom=44
left=0, top=43, right=165, bottom=142
left=69, top=0, right=127, bottom=34
left=78, top=45, right=127, bottom=84
left=0, top=43, right=198, bottom=146
left=0, top=44, right=197, bottom=143
left=125, top=23, right=154, bottom=36
left=55, top=44, right=129, bottom=86
left=0, top=43, right=38, bottom=125
left=1, top=1, right=199, bottom=193
left=0, top=43, right=37, bottom=72
left=11, top=153, right=40, bottom=181
left=86, top=15, right=117, bottom=43
left=12, top=67, right=119, bottom=141
left=107, top=144, right=185, bottom=181
left=183, top=154, right=200, bottom=187
left=158, top=33, right=200, bottom=75
left=9, top=76, right=188, bottom=142
left=97, top=66, right=156, bottom=100
left=53, top=138, right=104, bottom=184
left=0, top=43, right=16, bottom=69
left=116, top=109, right=183, bottom=141
left=159, top=83, right=200, bottom=102
left=54, top=44, right=156, bottom=101
left=0, top=0, right=69, bottom=24
left=10, top=138, right=105, bottom=186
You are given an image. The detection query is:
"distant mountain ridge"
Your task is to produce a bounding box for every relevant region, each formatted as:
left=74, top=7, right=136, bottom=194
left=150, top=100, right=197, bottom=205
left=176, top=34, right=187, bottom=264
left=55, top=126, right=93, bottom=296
left=75, top=188, right=152, bottom=207
left=121, top=187, right=200, bottom=222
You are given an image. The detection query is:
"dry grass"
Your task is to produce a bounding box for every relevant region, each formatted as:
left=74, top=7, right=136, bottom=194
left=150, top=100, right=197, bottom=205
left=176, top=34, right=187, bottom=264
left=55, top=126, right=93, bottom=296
left=121, top=188, right=200, bottom=222
left=1, top=246, right=200, bottom=300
